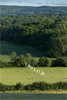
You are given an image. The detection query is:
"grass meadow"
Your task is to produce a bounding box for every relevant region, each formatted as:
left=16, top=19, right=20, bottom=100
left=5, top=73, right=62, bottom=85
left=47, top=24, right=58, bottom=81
left=0, top=67, right=67, bottom=85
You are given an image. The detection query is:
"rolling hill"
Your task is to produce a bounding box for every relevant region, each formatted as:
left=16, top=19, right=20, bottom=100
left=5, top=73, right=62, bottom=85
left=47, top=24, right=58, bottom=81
left=0, top=41, right=43, bottom=62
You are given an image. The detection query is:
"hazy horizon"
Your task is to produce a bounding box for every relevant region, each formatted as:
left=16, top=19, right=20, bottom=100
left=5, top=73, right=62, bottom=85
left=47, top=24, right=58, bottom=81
left=0, top=0, right=67, bottom=6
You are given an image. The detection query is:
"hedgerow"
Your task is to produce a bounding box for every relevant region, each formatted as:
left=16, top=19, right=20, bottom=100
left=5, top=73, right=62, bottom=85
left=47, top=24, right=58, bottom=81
left=0, top=81, right=67, bottom=92
left=0, top=55, right=67, bottom=68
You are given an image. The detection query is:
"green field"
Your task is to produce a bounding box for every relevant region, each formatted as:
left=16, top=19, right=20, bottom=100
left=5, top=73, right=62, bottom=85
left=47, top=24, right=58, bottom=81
left=0, top=93, right=67, bottom=100
left=0, top=41, right=44, bottom=62
left=0, top=67, right=67, bottom=85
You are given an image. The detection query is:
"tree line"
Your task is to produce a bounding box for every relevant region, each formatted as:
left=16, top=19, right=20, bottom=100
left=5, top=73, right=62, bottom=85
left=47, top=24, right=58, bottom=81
left=0, top=81, right=67, bottom=92
left=0, top=6, right=67, bottom=16
left=0, top=51, right=66, bottom=68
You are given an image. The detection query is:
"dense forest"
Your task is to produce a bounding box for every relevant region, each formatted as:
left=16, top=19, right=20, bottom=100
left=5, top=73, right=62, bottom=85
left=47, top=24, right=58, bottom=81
left=1, top=12, right=67, bottom=58
left=0, top=6, right=67, bottom=16
left=0, top=12, right=67, bottom=28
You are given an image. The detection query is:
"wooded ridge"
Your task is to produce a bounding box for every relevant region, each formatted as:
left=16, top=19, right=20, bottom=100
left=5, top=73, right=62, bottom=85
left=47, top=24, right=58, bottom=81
left=0, top=6, right=67, bottom=16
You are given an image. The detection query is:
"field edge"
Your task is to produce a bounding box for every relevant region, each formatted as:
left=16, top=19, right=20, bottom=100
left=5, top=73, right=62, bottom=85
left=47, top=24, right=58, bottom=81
left=0, top=90, right=67, bottom=94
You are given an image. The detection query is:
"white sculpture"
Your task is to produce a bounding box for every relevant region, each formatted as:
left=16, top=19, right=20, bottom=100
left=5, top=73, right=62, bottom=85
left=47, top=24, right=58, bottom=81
left=41, top=71, right=44, bottom=79
left=37, top=70, right=40, bottom=73
left=41, top=71, right=44, bottom=75
left=28, top=64, right=30, bottom=68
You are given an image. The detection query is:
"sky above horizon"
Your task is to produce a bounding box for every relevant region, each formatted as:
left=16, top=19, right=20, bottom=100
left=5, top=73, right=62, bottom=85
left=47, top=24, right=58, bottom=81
left=0, top=0, right=67, bottom=6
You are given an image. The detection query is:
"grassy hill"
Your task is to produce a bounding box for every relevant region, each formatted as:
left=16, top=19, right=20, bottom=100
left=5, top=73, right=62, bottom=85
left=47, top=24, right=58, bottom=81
left=0, top=41, right=44, bottom=62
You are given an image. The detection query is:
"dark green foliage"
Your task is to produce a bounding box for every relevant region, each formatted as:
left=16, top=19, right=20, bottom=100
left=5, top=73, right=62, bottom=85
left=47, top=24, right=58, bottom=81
left=0, top=60, right=12, bottom=68
left=20, top=54, right=25, bottom=63
left=38, top=82, right=52, bottom=90
left=38, top=58, right=46, bottom=67
left=4, top=62, right=12, bottom=67
left=24, top=84, right=31, bottom=90
left=10, top=51, right=17, bottom=63
left=38, top=81, right=49, bottom=91
left=25, top=53, right=32, bottom=65
left=1, top=18, right=67, bottom=58
left=38, top=58, right=51, bottom=67
left=14, top=54, right=26, bottom=67
left=0, top=60, right=6, bottom=68
left=30, top=59, right=36, bottom=66
left=14, top=58, right=25, bottom=67
left=14, top=58, right=21, bottom=67
left=57, top=82, right=67, bottom=89
left=3, top=85, right=16, bottom=91
left=0, top=81, right=67, bottom=91
left=0, top=13, right=67, bottom=60
left=30, top=82, right=39, bottom=90
left=0, top=82, right=4, bottom=91
left=44, top=58, right=51, bottom=67
left=55, top=57, right=67, bottom=67
left=52, top=57, right=67, bottom=67
left=24, top=81, right=67, bottom=91
left=15, top=83, right=23, bottom=90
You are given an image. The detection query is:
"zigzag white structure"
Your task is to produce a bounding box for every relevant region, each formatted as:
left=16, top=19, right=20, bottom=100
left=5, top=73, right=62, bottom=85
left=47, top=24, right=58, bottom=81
left=27, top=64, right=44, bottom=79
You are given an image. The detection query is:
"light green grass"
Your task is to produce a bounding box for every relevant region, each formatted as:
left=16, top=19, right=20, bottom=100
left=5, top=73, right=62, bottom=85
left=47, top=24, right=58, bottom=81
left=0, top=41, right=43, bottom=62
left=0, top=67, right=67, bottom=85
left=0, top=93, right=67, bottom=100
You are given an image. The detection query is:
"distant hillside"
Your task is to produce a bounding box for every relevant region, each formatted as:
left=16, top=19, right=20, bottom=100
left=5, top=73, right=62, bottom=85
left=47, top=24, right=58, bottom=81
left=0, top=5, right=67, bottom=16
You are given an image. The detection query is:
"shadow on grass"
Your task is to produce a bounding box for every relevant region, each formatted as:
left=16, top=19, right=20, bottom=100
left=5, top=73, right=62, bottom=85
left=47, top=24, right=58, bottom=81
left=1, top=41, right=43, bottom=57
